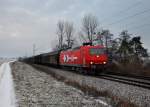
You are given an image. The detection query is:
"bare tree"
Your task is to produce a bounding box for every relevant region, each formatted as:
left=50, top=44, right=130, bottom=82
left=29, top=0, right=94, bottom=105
left=81, top=14, right=99, bottom=44
left=78, top=31, right=88, bottom=43
left=56, top=20, right=65, bottom=50
left=101, top=30, right=113, bottom=49
left=65, top=21, right=74, bottom=48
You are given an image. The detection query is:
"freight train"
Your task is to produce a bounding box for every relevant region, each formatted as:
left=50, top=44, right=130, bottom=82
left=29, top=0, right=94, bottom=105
left=23, top=44, right=108, bottom=74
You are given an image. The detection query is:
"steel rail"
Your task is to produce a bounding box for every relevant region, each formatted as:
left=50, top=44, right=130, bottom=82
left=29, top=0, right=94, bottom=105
left=99, top=74, right=150, bottom=89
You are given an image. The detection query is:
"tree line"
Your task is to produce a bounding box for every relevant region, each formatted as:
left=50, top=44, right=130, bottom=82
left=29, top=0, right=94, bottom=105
left=54, top=13, right=149, bottom=64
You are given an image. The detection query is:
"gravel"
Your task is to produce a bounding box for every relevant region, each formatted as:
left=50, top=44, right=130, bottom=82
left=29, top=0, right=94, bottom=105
left=32, top=63, right=150, bottom=107
left=11, top=62, right=110, bottom=107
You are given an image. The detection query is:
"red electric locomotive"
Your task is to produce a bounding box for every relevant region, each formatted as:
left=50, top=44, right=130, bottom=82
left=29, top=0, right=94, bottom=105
left=59, top=44, right=108, bottom=74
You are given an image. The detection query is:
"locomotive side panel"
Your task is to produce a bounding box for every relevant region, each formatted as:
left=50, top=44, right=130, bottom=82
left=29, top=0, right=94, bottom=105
left=59, top=48, right=83, bottom=67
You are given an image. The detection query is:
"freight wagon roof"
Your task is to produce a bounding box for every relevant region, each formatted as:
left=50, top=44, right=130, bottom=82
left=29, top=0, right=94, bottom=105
left=41, top=51, right=60, bottom=56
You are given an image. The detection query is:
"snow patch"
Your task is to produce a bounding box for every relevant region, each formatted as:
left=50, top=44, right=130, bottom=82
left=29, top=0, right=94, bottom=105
left=0, top=62, right=16, bottom=107
left=95, top=99, right=110, bottom=106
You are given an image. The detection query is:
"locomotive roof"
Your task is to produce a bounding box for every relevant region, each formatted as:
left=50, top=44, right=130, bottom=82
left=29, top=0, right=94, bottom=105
left=61, top=45, right=105, bottom=52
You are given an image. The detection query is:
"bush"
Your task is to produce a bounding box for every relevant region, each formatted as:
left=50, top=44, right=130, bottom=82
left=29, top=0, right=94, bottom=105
left=108, top=57, right=149, bottom=76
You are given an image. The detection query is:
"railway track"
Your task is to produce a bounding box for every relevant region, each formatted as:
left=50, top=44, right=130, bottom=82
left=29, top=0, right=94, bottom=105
left=31, top=63, right=150, bottom=89
left=99, top=74, right=150, bottom=89
left=60, top=67, right=150, bottom=89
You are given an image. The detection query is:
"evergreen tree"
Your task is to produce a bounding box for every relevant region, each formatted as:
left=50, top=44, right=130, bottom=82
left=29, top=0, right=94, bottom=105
left=118, top=30, right=133, bottom=63
left=130, top=36, right=148, bottom=57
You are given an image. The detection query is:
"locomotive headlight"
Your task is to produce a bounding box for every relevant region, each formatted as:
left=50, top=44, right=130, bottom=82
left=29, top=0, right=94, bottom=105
left=103, top=61, right=106, bottom=64
left=90, top=61, right=93, bottom=64
left=96, top=55, right=99, bottom=58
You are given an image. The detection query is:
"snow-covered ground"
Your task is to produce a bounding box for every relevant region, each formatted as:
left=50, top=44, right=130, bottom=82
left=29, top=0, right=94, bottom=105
left=11, top=62, right=110, bottom=107
left=0, top=61, right=16, bottom=107
left=0, top=60, right=110, bottom=107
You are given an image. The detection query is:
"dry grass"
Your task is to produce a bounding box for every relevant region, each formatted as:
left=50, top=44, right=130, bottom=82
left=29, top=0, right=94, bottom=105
left=142, top=63, right=150, bottom=76
left=108, top=61, right=150, bottom=77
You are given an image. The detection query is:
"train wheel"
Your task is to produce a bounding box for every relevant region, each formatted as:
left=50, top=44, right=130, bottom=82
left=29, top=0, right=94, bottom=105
left=82, top=69, right=88, bottom=75
left=75, top=67, right=80, bottom=73
left=79, top=68, right=84, bottom=74
left=93, top=69, right=99, bottom=75
left=71, top=67, right=75, bottom=71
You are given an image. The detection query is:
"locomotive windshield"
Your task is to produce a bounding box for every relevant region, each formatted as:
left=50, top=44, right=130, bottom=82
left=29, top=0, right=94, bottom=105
left=90, top=48, right=105, bottom=55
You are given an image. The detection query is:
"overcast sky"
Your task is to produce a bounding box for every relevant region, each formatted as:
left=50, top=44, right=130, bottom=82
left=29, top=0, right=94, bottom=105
left=0, top=0, right=150, bottom=57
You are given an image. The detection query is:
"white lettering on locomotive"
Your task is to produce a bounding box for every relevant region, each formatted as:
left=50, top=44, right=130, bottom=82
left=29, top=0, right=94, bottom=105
left=63, top=55, right=78, bottom=62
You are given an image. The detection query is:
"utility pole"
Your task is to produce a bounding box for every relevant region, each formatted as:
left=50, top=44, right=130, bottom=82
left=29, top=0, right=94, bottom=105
left=33, top=44, right=36, bottom=56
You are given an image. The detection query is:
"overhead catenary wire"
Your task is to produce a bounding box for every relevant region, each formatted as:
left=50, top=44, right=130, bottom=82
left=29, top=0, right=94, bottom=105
left=100, top=0, right=142, bottom=23
left=115, top=23, right=150, bottom=39
left=121, top=15, right=150, bottom=29
left=128, top=23, right=150, bottom=31
left=104, top=8, right=150, bottom=27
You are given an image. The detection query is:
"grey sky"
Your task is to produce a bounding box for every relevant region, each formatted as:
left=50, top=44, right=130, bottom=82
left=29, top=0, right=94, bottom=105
left=0, top=0, right=150, bottom=57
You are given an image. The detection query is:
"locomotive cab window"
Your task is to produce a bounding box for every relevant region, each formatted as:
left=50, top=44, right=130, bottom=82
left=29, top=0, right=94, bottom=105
left=90, top=48, right=105, bottom=55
